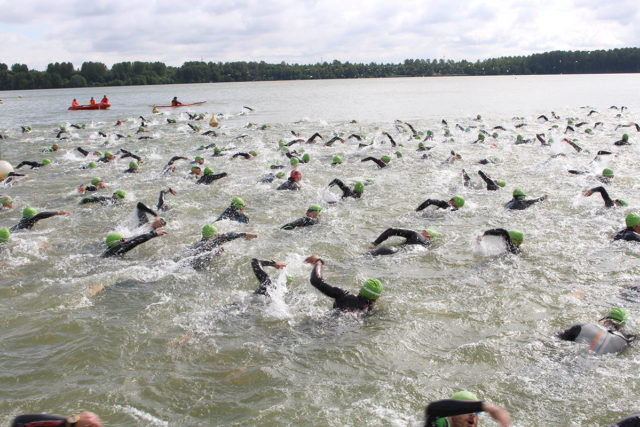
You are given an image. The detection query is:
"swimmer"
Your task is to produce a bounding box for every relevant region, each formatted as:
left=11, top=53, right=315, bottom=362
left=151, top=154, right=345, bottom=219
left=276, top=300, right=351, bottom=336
left=381, top=132, right=397, bottom=146
left=197, top=167, right=227, bottom=184
left=0, top=227, right=9, bottom=256
left=304, top=254, right=381, bottom=313
left=216, top=197, right=249, bottom=223
left=119, top=149, right=142, bottom=163
left=97, top=152, right=115, bottom=163
left=10, top=207, right=70, bottom=232
left=187, top=165, right=202, bottom=178
left=1, top=195, right=14, bottom=209
left=2, top=172, right=29, bottom=185
left=15, top=159, right=50, bottom=169
left=606, top=413, right=640, bottom=426
left=21, top=125, right=32, bottom=133
left=597, top=168, right=614, bottom=184
left=444, top=150, right=462, bottom=163
left=563, top=137, right=583, bottom=152
left=424, top=390, right=511, bottom=427
left=252, top=258, right=288, bottom=295
left=78, top=177, right=105, bottom=193
left=281, top=205, right=321, bottom=230
left=361, top=155, right=391, bottom=168
left=101, top=226, right=167, bottom=258
left=477, top=170, right=505, bottom=191
left=231, top=151, right=257, bottom=159
left=504, top=188, right=546, bottom=210
left=325, top=135, right=345, bottom=146
left=478, top=228, right=522, bottom=255
left=124, top=160, right=139, bottom=173
left=557, top=307, right=635, bottom=355
left=613, top=213, right=640, bottom=242
left=44, top=143, right=59, bottom=152
left=185, top=224, right=257, bottom=270
left=614, top=133, right=630, bottom=146
left=277, top=170, right=302, bottom=191
left=306, top=132, right=324, bottom=144
left=582, top=187, right=627, bottom=208
left=11, top=411, right=103, bottom=427
left=416, top=195, right=464, bottom=211
left=134, top=202, right=165, bottom=228
left=160, top=155, right=189, bottom=175
left=367, top=227, right=437, bottom=256
left=259, top=171, right=285, bottom=183
left=156, top=188, right=177, bottom=211
left=79, top=189, right=126, bottom=205
left=327, top=179, right=364, bottom=199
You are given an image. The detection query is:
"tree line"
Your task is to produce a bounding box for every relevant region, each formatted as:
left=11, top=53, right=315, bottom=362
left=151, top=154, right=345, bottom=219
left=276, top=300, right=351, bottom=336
left=1, top=47, right=639, bottom=91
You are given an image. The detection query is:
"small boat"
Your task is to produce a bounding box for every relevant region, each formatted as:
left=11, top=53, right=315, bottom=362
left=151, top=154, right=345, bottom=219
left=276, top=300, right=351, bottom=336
left=69, top=102, right=111, bottom=110
left=154, top=101, right=207, bottom=108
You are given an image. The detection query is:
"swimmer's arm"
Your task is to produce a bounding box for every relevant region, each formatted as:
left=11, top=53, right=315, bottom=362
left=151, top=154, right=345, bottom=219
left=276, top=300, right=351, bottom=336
left=557, top=324, right=582, bottom=341
left=584, top=186, right=614, bottom=207
left=306, top=257, right=345, bottom=299
left=425, top=399, right=484, bottom=418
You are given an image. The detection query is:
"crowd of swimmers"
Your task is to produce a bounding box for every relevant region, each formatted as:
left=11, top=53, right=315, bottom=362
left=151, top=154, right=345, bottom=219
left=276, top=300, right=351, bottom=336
left=2, top=104, right=640, bottom=425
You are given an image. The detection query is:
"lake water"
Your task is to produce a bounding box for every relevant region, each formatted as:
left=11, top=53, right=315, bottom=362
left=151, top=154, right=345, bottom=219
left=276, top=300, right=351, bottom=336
left=1, top=75, right=640, bottom=426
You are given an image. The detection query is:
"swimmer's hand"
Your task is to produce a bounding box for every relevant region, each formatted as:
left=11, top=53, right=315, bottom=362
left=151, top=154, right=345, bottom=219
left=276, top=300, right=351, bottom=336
left=274, top=261, right=287, bottom=269
left=244, top=233, right=258, bottom=240
left=155, top=230, right=168, bottom=236
left=304, top=255, right=323, bottom=264
left=58, top=210, right=70, bottom=215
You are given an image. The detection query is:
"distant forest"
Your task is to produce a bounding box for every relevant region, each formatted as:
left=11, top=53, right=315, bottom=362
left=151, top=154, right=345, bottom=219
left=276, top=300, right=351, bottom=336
left=1, top=47, right=639, bottom=91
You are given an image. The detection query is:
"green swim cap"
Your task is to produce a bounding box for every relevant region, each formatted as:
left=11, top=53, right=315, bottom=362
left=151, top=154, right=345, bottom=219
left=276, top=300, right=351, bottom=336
left=88, top=161, right=97, bottom=168
left=1, top=196, right=13, bottom=206
left=203, top=167, right=213, bottom=175
left=202, top=224, right=217, bottom=238
left=129, top=160, right=138, bottom=169
left=419, top=142, right=425, bottom=148
left=425, top=229, right=439, bottom=239
left=307, top=204, right=322, bottom=213
left=427, top=130, right=434, bottom=136
left=249, top=150, right=258, bottom=157
left=276, top=171, right=285, bottom=179
left=623, top=133, right=629, bottom=142
left=568, top=119, right=573, bottom=125
left=231, top=197, right=245, bottom=209
left=626, top=212, right=640, bottom=228
left=332, top=155, right=342, bottom=164
left=113, top=189, right=126, bottom=199
left=360, top=278, right=382, bottom=300
left=22, top=206, right=37, bottom=218
left=191, top=165, right=200, bottom=172
left=91, top=177, right=102, bottom=186
left=586, top=128, right=593, bottom=134
left=492, top=132, right=498, bottom=138
left=214, top=147, right=221, bottom=154
left=476, top=114, right=482, bottom=120
left=602, top=168, right=614, bottom=177
left=195, top=155, right=203, bottom=162
left=95, top=151, right=103, bottom=157
left=451, top=195, right=464, bottom=208
left=354, top=181, right=364, bottom=194
left=279, top=139, right=285, bottom=147
left=450, top=390, right=478, bottom=401
left=617, top=199, right=628, bottom=207
left=106, top=232, right=123, bottom=248
left=381, top=155, right=391, bottom=163
left=478, top=133, right=485, bottom=140
left=290, top=157, right=299, bottom=166
left=104, top=151, right=112, bottom=157
left=286, top=273, right=295, bottom=285
left=508, top=230, right=524, bottom=247
left=42, top=158, right=51, bottom=165
left=0, top=227, right=10, bottom=243
left=516, top=134, right=523, bottom=141
left=513, top=188, right=525, bottom=197
left=395, top=151, right=402, bottom=158
left=495, top=179, right=506, bottom=187
left=605, top=307, right=628, bottom=327
left=302, top=153, right=310, bottom=162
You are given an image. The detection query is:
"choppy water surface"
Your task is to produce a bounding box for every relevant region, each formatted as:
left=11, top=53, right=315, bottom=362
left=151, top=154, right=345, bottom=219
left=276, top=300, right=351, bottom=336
left=1, top=75, right=640, bottom=426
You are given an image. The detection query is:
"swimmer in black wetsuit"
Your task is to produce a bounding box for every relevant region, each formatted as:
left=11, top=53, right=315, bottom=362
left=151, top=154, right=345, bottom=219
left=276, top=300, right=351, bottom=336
left=306, top=132, right=323, bottom=144
left=135, top=202, right=165, bottom=228
left=381, top=131, right=397, bottom=146
left=424, top=390, right=511, bottom=427
left=119, top=149, right=142, bottom=163
left=281, top=205, right=321, bottom=230
left=11, top=411, right=103, bottom=427
left=157, top=188, right=177, bottom=211
left=606, top=413, right=640, bottom=427
left=101, top=227, right=167, bottom=258
left=557, top=307, right=635, bottom=355
left=186, top=224, right=257, bottom=269
left=78, top=177, right=105, bottom=193
left=477, top=170, right=505, bottom=191
left=2, top=172, right=29, bottom=186
left=79, top=189, right=126, bottom=205
left=504, top=188, right=546, bottom=210
left=252, top=258, right=287, bottom=295
left=613, top=213, right=640, bottom=242
left=124, top=160, right=139, bottom=173
left=328, top=179, right=364, bottom=199
left=196, top=167, right=227, bottom=184
left=304, top=255, right=381, bottom=313
left=367, top=227, right=437, bottom=256
left=416, top=195, right=464, bottom=211
left=361, top=155, right=391, bottom=168
left=1, top=195, right=14, bottom=209
left=478, top=228, right=522, bottom=255
left=216, top=197, right=249, bottom=223
left=97, top=152, right=115, bottom=163
left=582, top=186, right=627, bottom=208
left=277, top=169, right=302, bottom=190
left=10, top=207, right=70, bottom=232
left=15, top=159, right=50, bottom=169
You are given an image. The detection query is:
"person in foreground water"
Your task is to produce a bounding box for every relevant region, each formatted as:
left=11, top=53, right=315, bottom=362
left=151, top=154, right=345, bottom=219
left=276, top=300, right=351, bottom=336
left=424, top=390, right=511, bottom=427
left=557, top=307, right=635, bottom=355
left=11, top=411, right=102, bottom=427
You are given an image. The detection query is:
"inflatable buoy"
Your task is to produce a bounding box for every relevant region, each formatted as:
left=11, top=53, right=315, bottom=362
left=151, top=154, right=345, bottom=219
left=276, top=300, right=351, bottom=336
left=0, top=160, right=14, bottom=179
left=209, top=114, right=218, bottom=127
left=152, top=105, right=159, bottom=114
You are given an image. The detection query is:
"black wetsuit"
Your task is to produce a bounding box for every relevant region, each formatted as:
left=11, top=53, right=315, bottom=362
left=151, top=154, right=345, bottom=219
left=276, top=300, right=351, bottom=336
left=306, top=132, right=323, bottom=144
left=101, top=230, right=160, bottom=258
left=281, top=216, right=318, bottom=230
left=369, top=228, right=430, bottom=256
left=361, top=157, right=387, bottom=168
left=157, top=189, right=174, bottom=211
left=216, top=206, right=249, bottom=223
left=187, top=232, right=247, bottom=269
left=232, top=152, right=252, bottom=159
left=587, top=186, right=616, bottom=208
left=483, top=228, right=520, bottom=255
left=136, top=202, right=159, bottom=226
left=416, top=199, right=452, bottom=211
left=424, top=399, right=484, bottom=427
left=80, top=184, right=99, bottom=193
left=10, top=212, right=60, bottom=231
left=504, top=195, right=545, bottom=210
left=77, top=147, right=90, bottom=156
left=557, top=323, right=633, bottom=354
left=252, top=258, right=279, bottom=295
left=120, top=149, right=142, bottom=162
left=79, top=196, right=117, bottom=205
left=15, top=161, right=45, bottom=169
left=277, top=178, right=300, bottom=191
left=613, top=228, right=640, bottom=242
left=328, top=179, right=361, bottom=199
left=310, top=262, right=374, bottom=312
left=478, top=170, right=500, bottom=191
left=11, top=413, right=71, bottom=427
left=197, top=172, right=227, bottom=185
left=605, top=413, right=640, bottom=427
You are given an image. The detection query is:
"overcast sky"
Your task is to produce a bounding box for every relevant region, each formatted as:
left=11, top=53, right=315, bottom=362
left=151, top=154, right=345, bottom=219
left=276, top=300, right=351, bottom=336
left=1, top=0, right=638, bottom=71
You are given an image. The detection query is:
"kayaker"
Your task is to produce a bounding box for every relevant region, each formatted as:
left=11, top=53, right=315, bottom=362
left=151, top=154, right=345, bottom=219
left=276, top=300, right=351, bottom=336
left=100, top=95, right=109, bottom=104
left=171, top=96, right=183, bottom=106
left=89, top=97, right=96, bottom=106
left=71, top=98, right=79, bottom=107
